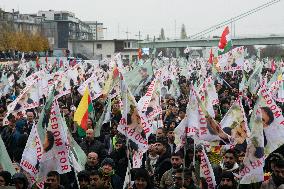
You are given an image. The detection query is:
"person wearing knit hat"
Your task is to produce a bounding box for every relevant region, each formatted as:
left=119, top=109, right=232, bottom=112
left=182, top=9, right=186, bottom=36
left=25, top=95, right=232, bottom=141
left=153, top=137, right=172, bottom=187
left=99, top=157, right=123, bottom=189
left=217, top=171, right=237, bottom=189
left=101, top=158, right=115, bottom=170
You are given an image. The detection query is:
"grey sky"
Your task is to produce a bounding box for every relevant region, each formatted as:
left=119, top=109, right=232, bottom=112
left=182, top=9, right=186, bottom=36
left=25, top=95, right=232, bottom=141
left=1, top=0, right=284, bottom=39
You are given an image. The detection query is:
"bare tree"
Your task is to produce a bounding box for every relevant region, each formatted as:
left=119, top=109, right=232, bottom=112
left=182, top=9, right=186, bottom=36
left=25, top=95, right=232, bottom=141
left=261, top=45, right=284, bottom=58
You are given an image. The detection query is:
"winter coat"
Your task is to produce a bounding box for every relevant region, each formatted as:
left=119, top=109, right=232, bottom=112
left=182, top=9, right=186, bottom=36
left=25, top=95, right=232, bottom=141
left=80, top=138, right=107, bottom=159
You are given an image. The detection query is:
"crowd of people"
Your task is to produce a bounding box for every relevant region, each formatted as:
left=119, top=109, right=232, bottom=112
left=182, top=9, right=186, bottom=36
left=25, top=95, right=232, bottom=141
left=0, top=55, right=284, bottom=189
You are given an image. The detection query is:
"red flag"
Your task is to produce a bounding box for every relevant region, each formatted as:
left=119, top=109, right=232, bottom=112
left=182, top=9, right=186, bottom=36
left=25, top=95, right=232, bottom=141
left=271, top=59, right=276, bottom=73
left=45, top=55, right=48, bottom=63
left=138, top=48, right=142, bottom=60
left=36, top=56, right=40, bottom=69
left=208, top=48, right=214, bottom=64
left=218, top=26, right=230, bottom=49
left=113, top=66, right=120, bottom=79
left=60, top=60, right=63, bottom=67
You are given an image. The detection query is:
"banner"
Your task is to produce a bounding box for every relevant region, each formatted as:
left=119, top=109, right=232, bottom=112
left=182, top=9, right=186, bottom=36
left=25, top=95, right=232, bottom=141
left=132, top=149, right=144, bottom=168
left=259, top=83, right=284, bottom=155
left=20, top=123, right=43, bottom=184
left=188, top=88, right=220, bottom=141
left=269, top=80, right=284, bottom=103
left=118, top=79, right=148, bottom=151
left=240, top=104, right=264, bottom=184
left=220, top=98, right=250, bottom=145
left=46, top=100, right=71, bottom=173
left=78, top=76, right=102, bottom=100
left=217, top=46, right=245, bottom=72
left=137, top=70, right=161, bottom=112
left=200, top=148, right=217, bottom=189
left=7, top=81, right=41, bottom=112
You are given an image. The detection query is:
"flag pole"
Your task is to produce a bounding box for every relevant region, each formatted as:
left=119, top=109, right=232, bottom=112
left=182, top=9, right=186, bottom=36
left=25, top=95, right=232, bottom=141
left=120, top=73, right=132, bottom=186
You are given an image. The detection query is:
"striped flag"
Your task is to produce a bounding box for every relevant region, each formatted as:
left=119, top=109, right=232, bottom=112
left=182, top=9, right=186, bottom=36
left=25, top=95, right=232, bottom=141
left=218, top=26, right=233, bottom=55
left=74, top=87, right=93, bottom=131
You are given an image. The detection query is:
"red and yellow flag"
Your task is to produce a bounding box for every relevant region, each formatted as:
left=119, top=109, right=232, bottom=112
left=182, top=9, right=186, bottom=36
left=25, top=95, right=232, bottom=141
left=74, top=87, right=93, bottom=131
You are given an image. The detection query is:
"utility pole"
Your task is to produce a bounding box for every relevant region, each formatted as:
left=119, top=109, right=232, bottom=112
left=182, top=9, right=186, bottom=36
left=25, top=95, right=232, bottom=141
left=234, top=21, right=236, bottom=38
left=95, top=21, right=98, bottom=41
left=174, top=20, right=176, bottom=39
left=135, top=31, right=141, bottom=40
left=117, top=24, right=120, bottom=39
left=125, top=28, right=130, bottom=40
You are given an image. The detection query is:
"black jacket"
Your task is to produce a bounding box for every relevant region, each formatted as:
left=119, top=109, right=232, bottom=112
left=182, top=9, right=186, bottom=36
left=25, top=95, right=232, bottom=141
left=153, top=152, right=172, bottom=186
left=80, top=138, right=107, bottom=159
left=85, top=163, right=100, bottom=172
left=110, top=146, right=128, bottom=181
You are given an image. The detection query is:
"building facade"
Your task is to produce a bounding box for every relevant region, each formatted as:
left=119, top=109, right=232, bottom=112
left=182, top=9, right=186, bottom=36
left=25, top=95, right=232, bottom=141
left=38, top=10, right=94, bottom=49
left=1, top=9, right=104, bottom=51
left=68, top=39, right=140, bottom=62
left=0, top=9, right=44, bottom=34
left=84, top=21, right=105, bottom=40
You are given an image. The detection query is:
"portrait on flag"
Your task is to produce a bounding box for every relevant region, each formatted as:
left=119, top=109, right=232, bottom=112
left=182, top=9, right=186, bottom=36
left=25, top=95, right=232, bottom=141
left=217, top=46, right=245, bottom=72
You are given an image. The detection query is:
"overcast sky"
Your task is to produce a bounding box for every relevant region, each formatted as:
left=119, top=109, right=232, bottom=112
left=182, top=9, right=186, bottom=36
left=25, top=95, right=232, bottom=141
left=1, top=0, right=284, bottom=40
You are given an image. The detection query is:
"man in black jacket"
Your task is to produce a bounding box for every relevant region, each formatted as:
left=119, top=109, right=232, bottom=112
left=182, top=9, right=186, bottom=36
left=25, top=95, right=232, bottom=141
left=80, top=129, right=107, bottom=160
left=85, top=152, right=100, bottom=171
left=153, top=137, right=172, bottom=187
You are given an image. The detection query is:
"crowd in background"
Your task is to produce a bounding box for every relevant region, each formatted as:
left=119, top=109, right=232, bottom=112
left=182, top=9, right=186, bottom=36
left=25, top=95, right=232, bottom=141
left=0, top=57, right=284, bottom=189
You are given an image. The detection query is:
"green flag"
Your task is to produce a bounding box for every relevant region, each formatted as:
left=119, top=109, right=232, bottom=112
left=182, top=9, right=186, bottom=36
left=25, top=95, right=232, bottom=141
left=0, top=135, right=16, bottom=175
left=247, top=62, right=263, bottom=95
left=94, top=97, right=111, bottom=137
left=61, top=111, right=87, bottom=171
left=37, top=87, right=55, bottom=144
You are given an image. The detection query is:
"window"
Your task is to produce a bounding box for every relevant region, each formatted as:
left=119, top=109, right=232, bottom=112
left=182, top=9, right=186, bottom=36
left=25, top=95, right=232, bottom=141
left=42, top=14, right=45, bottom=17
left=128, top=42, right=130, bottom=48
left=132, top=55, right=138, bottom=60
left=107, top=55, right=111, bottom=58
left=97, top=44, right=102, bottom=49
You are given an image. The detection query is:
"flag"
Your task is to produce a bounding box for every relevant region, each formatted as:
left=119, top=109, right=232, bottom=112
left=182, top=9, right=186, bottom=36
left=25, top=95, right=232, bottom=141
left=218, top=26, right=233, bottom=55
left=78, top=76, right=102, bottom=100
left=117, top=79, right=148, bottom=151
left=20, top=86, right=56, bottom=185
left=208, top=48, right=214, bottom=64
left=62, top=112, right=87, bottom=172
left=259, top=83, right=284, bottom=155
left=247, top=62, right=263, bottom=95
left=0, top=135, right=16, bottom=175
left=20, top=123, right=44, bottom=185
left=37, top=87, right=56, bottom=145
left=220, top=98, right=250, bottom=145
left=36, top=56, right=40, bottom=69
left=138, top=48, right=142, bottom=60
left=184, top=46, right=190, bottom=54
left=200, top=148, right=217, bottom=188
left=36, top=100, right=71, bottom=182
left=271, top=59, right=276, bottom=73
left=94, top=97, right=111, bottom=137
left=240, top=102, right=264, bottom=184
left=74, top=87, right=93, bottom=131
left=187, top=87, right=220, bottom=141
